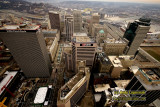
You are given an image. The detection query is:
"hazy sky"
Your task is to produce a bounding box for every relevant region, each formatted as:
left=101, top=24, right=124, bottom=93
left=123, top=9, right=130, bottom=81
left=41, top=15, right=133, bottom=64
left=82, top=0, right=160, bottom=4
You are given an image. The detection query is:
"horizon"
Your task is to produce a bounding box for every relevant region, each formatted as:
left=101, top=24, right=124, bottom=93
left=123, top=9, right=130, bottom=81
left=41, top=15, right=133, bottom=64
left=79, top=0, right=160, bottom=4
left=25, top=0, right=160, bottom=5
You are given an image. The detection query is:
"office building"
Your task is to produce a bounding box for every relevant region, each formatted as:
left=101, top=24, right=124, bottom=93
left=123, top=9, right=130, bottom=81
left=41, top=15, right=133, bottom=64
left=42, top=29, right=60, bottom=62
left=64, top=44, right=72, bottom=71
left=89, top=13, right=100, bottom=35
left=103, top=38, right=127, bottom=55
left=57, top=63, right=90, bottom=107
left=0, top=25, right=52, bottom=77
left=49, top=11, right=60, bottom=30
left=64, top=15, right=74, bottom=41
left=72, top=33, right=97, bottom=72
left=45, top=37, right=58, bottom=62
left=95, top=52, right=112, bottom=73
left=73, top=10, right=82, bottom=32
left=42, top=29, right=60, bottom=41
left=123, top=18, right=151, bottom=55
left=126, top=67, right=160, bottom=106
left=91, top=24, right=107, bottom=37
left=108, top=56, right=123, bottom=78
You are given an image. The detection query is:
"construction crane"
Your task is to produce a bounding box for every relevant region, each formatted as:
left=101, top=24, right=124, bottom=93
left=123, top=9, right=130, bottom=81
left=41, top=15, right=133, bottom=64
left=0, top=97, right=7, bottom=107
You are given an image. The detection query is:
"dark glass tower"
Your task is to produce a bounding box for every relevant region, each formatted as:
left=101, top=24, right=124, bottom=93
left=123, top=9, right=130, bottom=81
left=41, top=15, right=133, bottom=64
left=123, top=18, right=151, bottom=55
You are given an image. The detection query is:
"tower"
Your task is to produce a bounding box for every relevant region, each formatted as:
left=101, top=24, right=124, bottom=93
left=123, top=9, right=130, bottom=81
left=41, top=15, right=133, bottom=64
left=126, top=67, right=160, bottom=106
left=64, top=15, right=74, bottom=41
left=73, top=10, right=82, bottom=33
left=89, top=13, right=100, bottom=35
left=72, top=33, right=97, bottom=72
left=123, top=18, right=151, bottom=55
left=0, top=25, right=52, bottom=77
left=49, top=11, right=60, bottom=30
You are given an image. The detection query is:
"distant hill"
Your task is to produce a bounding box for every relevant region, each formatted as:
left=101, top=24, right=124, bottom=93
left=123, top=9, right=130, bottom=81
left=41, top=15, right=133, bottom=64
left=25, top=0, right=60, bottom=3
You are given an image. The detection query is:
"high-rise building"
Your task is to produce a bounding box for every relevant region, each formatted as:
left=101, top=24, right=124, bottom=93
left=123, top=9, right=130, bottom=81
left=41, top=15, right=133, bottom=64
left=64, top=15, right=74, bottom=41
left=73, top=10, right=82, bottom=32
left=57, top=61, right=90, bottom=107
left=103, top=38, right=127, bottom=55
left=42, top=29, right=60, bottom=62
left=89, top=13, right=100, bottom=35
left=126, top=67, right=160, bottom=106
left=108, top=56, right=123, bottom=78
left=95, top=52, right=112, bottom=73
left=0, top=25, right=52, bottom=77
left=49, top=11, right=60, bottom=30
left=64, top=44, right=72, bottom=71
left=72, top=33, right=97, bottom=72
left=123, top=18, right=151, bottom=55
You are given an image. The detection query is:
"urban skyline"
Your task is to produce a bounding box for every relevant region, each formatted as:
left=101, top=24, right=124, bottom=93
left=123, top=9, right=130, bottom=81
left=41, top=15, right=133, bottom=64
left=0, top=0, right=160, bottom=106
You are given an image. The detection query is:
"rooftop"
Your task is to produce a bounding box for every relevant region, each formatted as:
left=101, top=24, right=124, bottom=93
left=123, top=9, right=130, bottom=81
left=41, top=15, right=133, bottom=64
left=94, top=84, right=110, bottom=92
left=34, top=87, right=48, bottom=104
left=139, top=68, right=160, bottom=82
left=42, top=29, right=58, bottom=34
left=0, top=24, right=40, bottom=31
left=99, top=30, right=105, bottom=34
left=108, top=56, right=123, bottom=67
left=73, top=33, right=87, bottom=37
left=73, top=35, right=95, bottom=43
left=98, top=52, right=111, bottom=65
left=103, top=38, right=125, bottom=44
left=49, top=11, right=59, bottom=14
left=133, top=67, right=160, bottom=90
left=114, top=80, right=130, bottom=88
left=60, top=71, right=86, bottom=100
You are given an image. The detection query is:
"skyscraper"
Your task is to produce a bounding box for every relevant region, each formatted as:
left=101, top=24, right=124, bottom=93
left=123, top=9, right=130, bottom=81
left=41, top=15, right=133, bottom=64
left=123, top=18, right=151, bottom=55
left=89, top=13, right=100, bottom=35
left=73, top=10, right=82, bottom=32
left=64, top=15, right=74, bottom=41
left=0, top=25, right=52, bottom=77
left=57, top=61, right=90, bottom=107
left=126, top=67, right=160, bottom=106
left=72, top=33, right=97, bottom=72
left=49, top=11, right=60, bottom=30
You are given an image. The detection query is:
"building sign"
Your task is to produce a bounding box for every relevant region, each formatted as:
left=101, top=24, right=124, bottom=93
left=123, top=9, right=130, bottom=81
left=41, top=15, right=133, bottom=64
left=80, top=44, right=93, bottom=46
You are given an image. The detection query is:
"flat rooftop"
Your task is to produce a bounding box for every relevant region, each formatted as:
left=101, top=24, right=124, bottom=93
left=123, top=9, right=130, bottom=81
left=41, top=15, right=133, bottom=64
left=73, top=36, right=95, bottom=43
left=42, top=29, right=58, bottom=34
left=93, top=24, right=104, bottom=28
left=139, top=68, right=160, bottom=82
left=133, top=67, right=160, bottom=91
left=0, top=24, right=40, bottom=31
left=114, top=80, right=130, bottom=88
left=94, top=84, right=110, bottom=92
left=49, top=11, right=59, bottom=14
left=103, top=38, right=125, bottom=44
left=108, top=56, right=123, bottom=67
left=73, top=33, right=87, bottom=37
